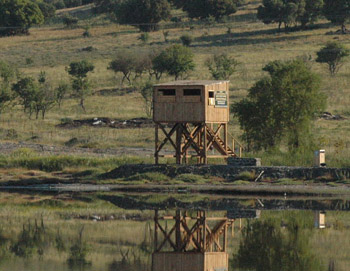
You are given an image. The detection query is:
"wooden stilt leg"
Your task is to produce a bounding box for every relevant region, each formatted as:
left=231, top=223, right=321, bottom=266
left=176, top=125, right=182, bottom=164
left=155, top=123, right=159, bottom=164
left=203, top=124, right=208, bottom=164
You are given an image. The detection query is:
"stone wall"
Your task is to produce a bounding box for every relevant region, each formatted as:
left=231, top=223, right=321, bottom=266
left=104, top=164, right=350, bottom=181
left=227, top=157, right=261, bottom=167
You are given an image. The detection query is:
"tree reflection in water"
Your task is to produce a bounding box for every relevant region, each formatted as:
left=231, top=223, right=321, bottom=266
left=235, top=217, right=322, bottom=271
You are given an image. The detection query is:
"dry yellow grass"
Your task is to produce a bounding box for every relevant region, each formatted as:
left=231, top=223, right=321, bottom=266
left=0, top=1, right=349, bottom=166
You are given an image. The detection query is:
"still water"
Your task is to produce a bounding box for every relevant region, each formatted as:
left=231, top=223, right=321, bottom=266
left=0, top=192, right=349, bottom=271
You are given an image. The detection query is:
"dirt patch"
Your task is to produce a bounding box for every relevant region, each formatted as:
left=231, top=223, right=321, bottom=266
left=57, top=117, right=154, bottom=129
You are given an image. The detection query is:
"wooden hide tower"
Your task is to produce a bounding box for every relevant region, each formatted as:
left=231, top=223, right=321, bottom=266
left=153, top=80, right=242, bottom=164
left=152, top=210, right=234, bottom=271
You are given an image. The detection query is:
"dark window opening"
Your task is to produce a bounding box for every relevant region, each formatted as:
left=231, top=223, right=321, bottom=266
left=209, top=91, right=214, bottom=98
left=183, top=89, right=201, bottom=96
left=158, top=89, right=175, bottom=96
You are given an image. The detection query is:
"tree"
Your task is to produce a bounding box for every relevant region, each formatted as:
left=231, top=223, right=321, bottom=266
left=115, top=0, right=171, bottom=32
left=0, top=0, right=44, bottom=36
left=298, top=0, right=323, bottom=28
left=232, top=59, right=326, bottom=150
left=12, top=76, right=56, bottom=119
left=139, top=81, right=153, bottom=117
left=108, top=51, right=153, bottom=84
left=205, top=53, right=239, bottom=80
left=67, top=60, right=94, bottom=112
left=257, top=0, right=323, bottom=31
left=37, top=1, right=56, bottom=21
left=236, top=218, right=321, bottom=271
left=56, top=82, right=70, bottom=108
left=0, top=61, right=16, bottom=115
left=182, top=0, right=237, bottom=20
left=62, top=15, right=79, bottom=28
left=93, top=0, right=117, bottom=14
left=152, top=45, right=195, bottom=80
left=316, top=41, right=350, bottom=76
left=324, top=0, right=350, bottom=33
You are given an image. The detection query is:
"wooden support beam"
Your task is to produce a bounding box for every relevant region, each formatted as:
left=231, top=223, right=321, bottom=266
left=154, top=210, right=158, bottom=251
left=155, top=124, right=159, bottom=164
left=203, top=125, right=207, bottom=164
left=153, top=210, right=230, bottom=253
left=181, top=124, right=202, bottom=156
left=176, top=125, right=182, bottom=164
left=157, top=222, right=177, bottom=251
left=175, top=210, right=182, bottom=251
left=156, top=224, right=176, bottom=252
left=206, top=124, right=223, bottom=151
left=158, top=123, right=178, bottom=152
left=181, top=219, right=202, bottom=251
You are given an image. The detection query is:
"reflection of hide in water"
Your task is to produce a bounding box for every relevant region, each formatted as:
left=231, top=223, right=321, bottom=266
left=152, top=210, right=233, bottom=271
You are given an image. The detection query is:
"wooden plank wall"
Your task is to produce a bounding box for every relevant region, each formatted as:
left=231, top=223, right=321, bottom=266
left=204, top=252, right=229, bottom=271
left=153, top=82, right=229, bottom=123
left=152, top=252, right=229, bottom=271
left=153, top=85, right=205, bottom=123
left=152, top=253, right=204, bottom=271
left=205, top=82, right=229, bottom=123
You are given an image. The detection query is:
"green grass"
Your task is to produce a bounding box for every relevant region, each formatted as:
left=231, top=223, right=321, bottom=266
left=274, top=178, right=305, bottom=185
left=0, top=154, right=151, bottom=172
left=232, top=180, right=251, bottom=185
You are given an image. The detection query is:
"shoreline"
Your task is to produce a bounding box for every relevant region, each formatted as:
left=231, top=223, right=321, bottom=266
left=0, top=182, right=349, bottom=197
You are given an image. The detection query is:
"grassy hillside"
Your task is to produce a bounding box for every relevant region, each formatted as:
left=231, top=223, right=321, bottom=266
left=0, top=1, right=349, bottom=167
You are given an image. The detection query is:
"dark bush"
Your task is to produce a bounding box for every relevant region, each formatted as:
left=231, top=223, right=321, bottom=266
left=180, top=34, right=193, bottom=46
left=0, top=0, right=44, bottom=36
left=115, top=0, right=171, bottom=32
left=62, top=15, right=79, bottom=28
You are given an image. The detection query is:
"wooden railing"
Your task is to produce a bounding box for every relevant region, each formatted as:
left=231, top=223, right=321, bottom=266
left=227, top=132, right=243, bottom=157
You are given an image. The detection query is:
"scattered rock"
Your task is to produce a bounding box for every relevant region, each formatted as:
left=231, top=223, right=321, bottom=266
left=57, top=117, right=154, bottom=129
left=95, top=87, right=135, bottom=96
left=80, top=46, right=96, bottom=52
left=320, top=112, right=346, bottom=120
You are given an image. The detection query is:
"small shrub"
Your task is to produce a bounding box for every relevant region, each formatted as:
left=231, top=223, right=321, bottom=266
left=81, top=46, right=95, bottom=52
left=64, top=137, right=79, bottom=147
left=235, top=171, right=255, bottom=181
left=82, top=26, right=91, bottom=38
left=180, top=34, right=193, bottom=46
left=11, top=220, right=46, bottom=258
left=55, top=230, right=66, bottom=252
left=162, top=30, right=169, bottom=42
left=25, top=58, right=33, bottom=65
left=138, top=32, right=150, bottom=44
left=175, top=174, right=206, bottom=183
left=5, top=129, right=18, bottom=139
left=125, top=172, right=170, bottom=183
left=62, top=15, right=79, bottom=28
left=206, top=53, right=239, bottom=80
left=10, top=148, right=37, bottom=158
left=60, top=117, right=74, bottom=125
left=316, top=41, right=350, bottom=76
left=67, top=228, right=91, bottom=268
left=232, top=180, right=251, bottom=185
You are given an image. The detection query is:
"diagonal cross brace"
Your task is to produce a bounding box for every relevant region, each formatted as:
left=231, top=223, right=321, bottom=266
left=181, top=124, right=203, bottom=155
left=155, top=123, right=178, bottom=154
left=206, top=124, right=224, bottom=151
